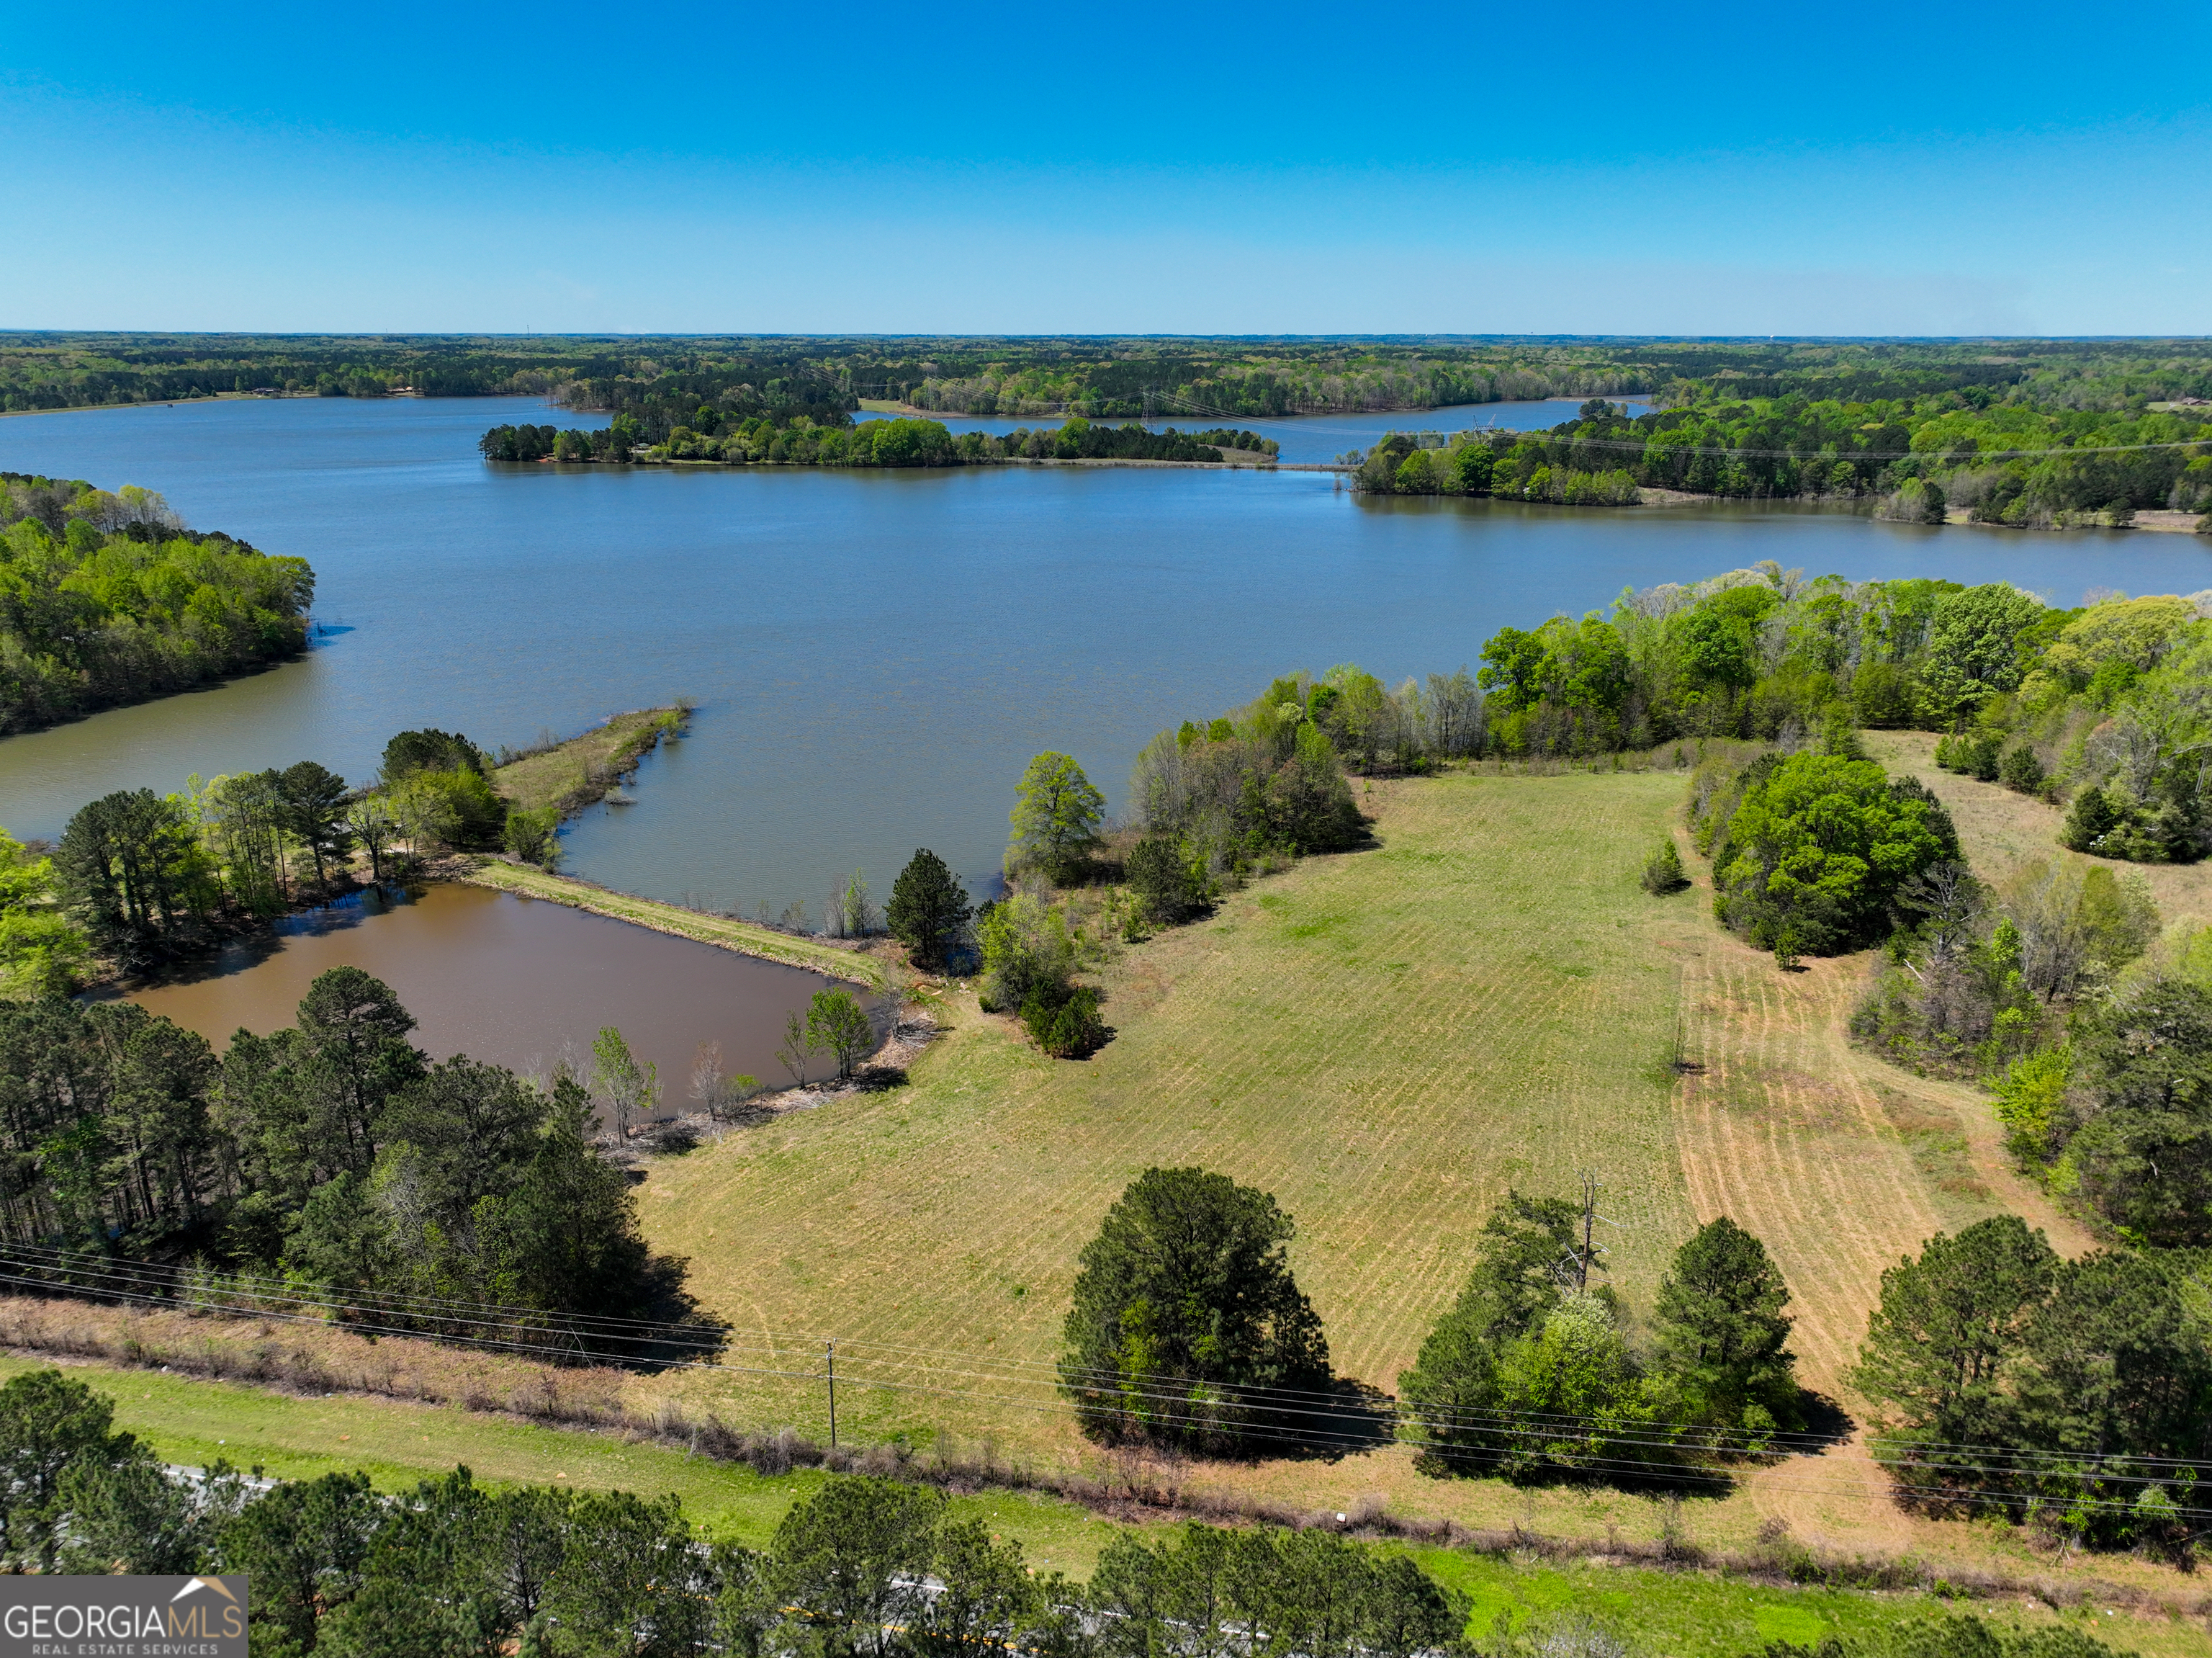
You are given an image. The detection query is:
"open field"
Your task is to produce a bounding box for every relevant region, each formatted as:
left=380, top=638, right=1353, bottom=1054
left=619, top=767, right=2195, bottom=1594
left=3, top=1351, right=2192, bottom=1656
left=637, top=769, right=1696, bottom=1448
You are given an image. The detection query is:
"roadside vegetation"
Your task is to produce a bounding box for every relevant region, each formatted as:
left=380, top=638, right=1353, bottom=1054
left=1, top=471, right=315, bottom=733
left=0, top=1363, right=2162, bottom=1658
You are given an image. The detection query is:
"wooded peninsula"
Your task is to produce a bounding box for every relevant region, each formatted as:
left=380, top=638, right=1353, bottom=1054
left=1, top=471, right=315, bottom=734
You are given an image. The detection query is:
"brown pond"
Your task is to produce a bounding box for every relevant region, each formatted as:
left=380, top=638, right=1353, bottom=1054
left=109, top=883, right=877, bottom=1119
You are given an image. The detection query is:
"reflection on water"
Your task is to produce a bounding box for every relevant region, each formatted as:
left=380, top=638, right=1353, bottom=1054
left=104, top=883, right=863, bottom=1120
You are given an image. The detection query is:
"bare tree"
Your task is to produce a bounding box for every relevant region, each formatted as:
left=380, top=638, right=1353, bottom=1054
left=2003, top=860, right=2093, bottom=1000
left=1895, top=859, right=1987, bottom=967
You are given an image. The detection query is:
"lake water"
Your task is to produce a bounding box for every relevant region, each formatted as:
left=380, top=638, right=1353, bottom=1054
left=1, top=395, right=2200, bottom=918
left=851, top=398, right=1655, bottom=462
left=100, top=882, right=868, bottom=1116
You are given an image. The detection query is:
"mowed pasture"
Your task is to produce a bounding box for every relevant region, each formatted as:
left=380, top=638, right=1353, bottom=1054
left=640, top=771, right=1698, bottom=1457
left=627, top=762, right=2190, bottom=1590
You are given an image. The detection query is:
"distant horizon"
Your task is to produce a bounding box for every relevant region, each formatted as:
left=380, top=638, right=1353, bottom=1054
left=6, top=329, right=2211, bottom=346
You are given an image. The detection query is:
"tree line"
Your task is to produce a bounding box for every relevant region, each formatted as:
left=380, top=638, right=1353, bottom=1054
left=3, top=725, right=542, bottom=987
left=1054, top=1164, right=2209, bottom=1559
left=16, top=333, right=2212, bottom=433
left=1468, top=565, right=2212, bottom=868
left=0, top=967, right=694, bottom=1344
left=1055, top=1168, right=1810, bottom=1476
left=1352, top=390, right=2211, bottom=524
left=482, top=415, right=1280, bottom=469
left=1, top=472, right=315, bottom=734
left=0, top=1366, right=2127, bottom=1657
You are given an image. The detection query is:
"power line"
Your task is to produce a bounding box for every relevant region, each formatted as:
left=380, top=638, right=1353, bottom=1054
left=4, top=1246, right=2200, bottom=1512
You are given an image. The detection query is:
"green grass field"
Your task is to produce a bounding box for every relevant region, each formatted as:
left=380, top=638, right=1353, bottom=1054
left=636, top=774, right=1704, bottom=1498
left=6, top=1353, right=2177, bottom=1655
left=490, top=707, right=688, bottom=817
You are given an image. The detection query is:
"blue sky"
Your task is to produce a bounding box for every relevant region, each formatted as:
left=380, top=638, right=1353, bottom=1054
left=2, top=0, right=2206, bottom=336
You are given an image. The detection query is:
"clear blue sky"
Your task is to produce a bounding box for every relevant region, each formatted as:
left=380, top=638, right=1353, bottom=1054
left=2, top=0, right=2206, bottom=336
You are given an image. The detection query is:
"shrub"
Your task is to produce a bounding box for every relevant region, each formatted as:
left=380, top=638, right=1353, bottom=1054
left=1020, top=984, right=1105, bottom=1058
left=1933, top=731, right=2001, bottom=781
left=976, top=894, right=1075, bottom=1013
left=1997, top=744, right=2044, bottom=794
left=502, top=805, right=560, bottom=868
left=1640, top=840, right=1688, bottom=895
left=1125, top=834, right=1205, bottom=923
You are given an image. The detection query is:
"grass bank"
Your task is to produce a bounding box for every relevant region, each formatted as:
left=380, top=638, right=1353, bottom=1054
left=0, top=1350, right=2185, bottom=1652
left=489, top=704, right=689, bottom=819
left=454, top=858, right=891, bottom=990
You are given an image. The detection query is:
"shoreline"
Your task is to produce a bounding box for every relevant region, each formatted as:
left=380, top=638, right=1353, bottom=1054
left=451, top=857, right=893, bottom=991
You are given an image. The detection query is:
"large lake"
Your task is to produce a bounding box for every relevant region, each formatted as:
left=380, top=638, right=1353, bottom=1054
left=2, top=395, right=2198, bottom=913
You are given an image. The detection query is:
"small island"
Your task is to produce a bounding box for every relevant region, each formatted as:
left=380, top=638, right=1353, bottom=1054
left=480, top=413, right=1280, bottom=470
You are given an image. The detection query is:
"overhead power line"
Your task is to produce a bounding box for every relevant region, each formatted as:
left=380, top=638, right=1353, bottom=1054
left=4, top=1245, right=2200, bottom=1522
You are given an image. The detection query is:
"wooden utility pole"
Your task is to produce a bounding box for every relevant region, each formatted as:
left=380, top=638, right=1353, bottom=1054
left=826, top=1340, right=837, bottom=1448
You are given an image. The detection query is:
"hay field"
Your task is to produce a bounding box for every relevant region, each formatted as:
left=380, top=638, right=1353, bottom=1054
left=626, top=762, right=2195, bottom=1590
left=640, top=771, right=1698, bottom=1456
left=1869, top=730, right=2212, bottom=931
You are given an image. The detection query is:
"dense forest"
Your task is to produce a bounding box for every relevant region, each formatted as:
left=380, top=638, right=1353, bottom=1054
left=1356, top=394, right=2212, bottom=523
left=480, top=415, right=1278, bottom=468
left=14, top=331, right=2212, bottom=426
left=1, top=472, right=315, bottom=733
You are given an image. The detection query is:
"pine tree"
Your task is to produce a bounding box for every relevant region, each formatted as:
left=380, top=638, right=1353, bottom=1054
left=886, top=848, right=973, bottom=967
left=1651, top=1216, right=1802, bottom=1433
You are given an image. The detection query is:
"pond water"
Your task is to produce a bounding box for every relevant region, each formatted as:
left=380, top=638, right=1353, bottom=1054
left=101, top=882, right=866, bottom=1116
left=1, top=395, right=2201, bottom=918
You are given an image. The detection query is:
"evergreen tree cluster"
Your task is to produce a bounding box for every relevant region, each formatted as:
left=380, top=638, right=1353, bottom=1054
left=0, top=968, right=690, bottom=1344
left=1397, top=1197, right=1804, bottom=1481
left=1850, top=1216, right=2211, bottom=1553
left=1, top=472, right=315, bottom=734
left=0, top=1368, right=1490, bottom=1658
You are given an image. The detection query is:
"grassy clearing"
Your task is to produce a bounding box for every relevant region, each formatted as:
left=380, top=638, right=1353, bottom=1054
left=0, top=1352, right=1115, bottom=1569
left=490, top=706, right=691, bottom=819
left=456, top=859, right=889, bottom=990
left=619, top=768, right=2200, bottom=1602
left=637, top=773, right=1704, bottom=1508
left=1868, top=730, right=2212, bottom=931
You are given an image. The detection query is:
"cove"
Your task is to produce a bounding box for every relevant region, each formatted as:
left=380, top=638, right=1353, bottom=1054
left=1, top=396, right=2199, bottom=918
left=101, top=883, right=863, bottom=1118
